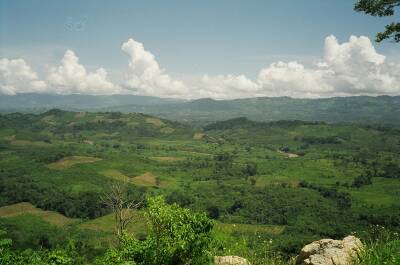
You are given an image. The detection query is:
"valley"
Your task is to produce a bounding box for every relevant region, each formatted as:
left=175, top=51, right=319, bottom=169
left=0, top=110, right=399, bottom=263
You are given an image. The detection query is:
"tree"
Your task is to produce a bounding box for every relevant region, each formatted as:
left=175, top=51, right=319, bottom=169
left=142, top=197, right=214, bottom=265
left=351, top=172, right=373, bottom=188
left=206, top=205, right=220, bottom=219
left=102, top=183, right=141, bottom=238
left=354, top=0, right=400, bottom=42
left=243, top=162, right=257, bottom=177
left=99, top=196, right=215, bottom=265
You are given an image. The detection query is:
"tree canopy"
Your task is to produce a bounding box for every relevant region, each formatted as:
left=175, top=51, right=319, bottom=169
left=355, top=0, right=400, bottom=42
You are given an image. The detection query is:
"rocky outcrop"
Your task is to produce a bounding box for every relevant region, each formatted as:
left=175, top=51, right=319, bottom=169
left=214, top=255, right=251, bottom=265
left=296, top=235, right=363, bottom=265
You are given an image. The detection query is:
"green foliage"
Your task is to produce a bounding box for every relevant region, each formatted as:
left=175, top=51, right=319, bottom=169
left=380, top=163, right=400, bottom=179
left=0, top=229, right=13, bottom=264
left=143, top=196, right=214, bottom=265
left=0, top=228, right=100, bottom=265
left=0, top=176, right=109, bottom=219
left=352, top=172, right=373, bottom=188
left=1, top=110, right=400, bottom=262
left=297, top=135, right=341, bottom=145
left=352, top=226, right=400, bottom=265
left=354, top=0, right=400, bottom=42
left=243, top=162, right=258, bottom=177
left=0, top=228, right=70, bottom=265
left=211, top=231, right=295, bottom=265
left=97, top=196, right=214, bottom=265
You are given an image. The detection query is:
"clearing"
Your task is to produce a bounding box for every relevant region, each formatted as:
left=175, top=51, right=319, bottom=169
left=100, top=169, right=130, bottom=182
left=215, top=222, right=285, bottom=235
left=160, top=127, right=175, bottom=133
left=193, top=133, right=205, bottom=140
left=277, top=150, right=299, bottom=158
left=47, top=156, right=102, bottom=170
left=79, top=210, right=146, bottom=236
left=145, top=117, right=165, bottom=127
left=100, top=170, right=164, bottom=188
left=0, top=202, right=77, bottom=227
left=132, top=172, right=158, bottom=187
left=150, top=156, right=185, bottom=162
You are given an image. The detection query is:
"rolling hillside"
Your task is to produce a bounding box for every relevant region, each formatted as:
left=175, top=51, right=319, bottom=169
left=1, top=94, right=400, bottom=125
left=0, top=110, right=399, bottom=262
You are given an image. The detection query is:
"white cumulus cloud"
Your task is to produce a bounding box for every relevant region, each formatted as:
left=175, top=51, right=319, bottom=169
left=257, top=61, right=333, bottom=98
left=1, top=35, right=399, bottom=98
left=47, top=50, right=121, bottom=95
left=121, top=38, right=260, bottom=99
left=121, top=38, right=188, bottom=98
left=193, top=74, right=260, bottom=99
left=0, top=58, right=47, bottom=95
left=121, top=35, right=400, bottom=99
left=256, top=35, right=400, bottom=98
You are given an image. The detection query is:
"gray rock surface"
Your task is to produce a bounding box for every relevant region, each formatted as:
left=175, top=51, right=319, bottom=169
left=296, top=235, right=363, bottom=265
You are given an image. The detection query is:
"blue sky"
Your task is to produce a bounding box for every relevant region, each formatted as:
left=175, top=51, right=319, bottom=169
left=1, top=0, right=399, bottom=98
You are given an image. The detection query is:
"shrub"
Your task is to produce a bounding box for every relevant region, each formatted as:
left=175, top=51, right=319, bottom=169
left=352, top=227, right=400, bottom=265
left=99, top=196, right=215, bottom=265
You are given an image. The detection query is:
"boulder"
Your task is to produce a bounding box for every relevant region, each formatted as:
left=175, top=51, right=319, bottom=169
left=214, top=255, right=251, bottom=265
left=296, top=235, right=363, bottom=265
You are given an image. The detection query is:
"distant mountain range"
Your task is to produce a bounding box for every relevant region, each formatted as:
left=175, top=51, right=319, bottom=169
left=1, top=93, right=400, bottom=125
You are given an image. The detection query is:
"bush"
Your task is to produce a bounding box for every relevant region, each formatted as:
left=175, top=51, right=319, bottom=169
left=0, top=229, right=75, bottom=265
left=99, top=196, right=215, bottom=265
left=352, top=226, right=400, bottom=265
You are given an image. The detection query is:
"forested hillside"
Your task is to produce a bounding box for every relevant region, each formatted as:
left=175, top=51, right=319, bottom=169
left=1, top=94, right=400, bottom=125
left=0, top=110, right=399, bottom=264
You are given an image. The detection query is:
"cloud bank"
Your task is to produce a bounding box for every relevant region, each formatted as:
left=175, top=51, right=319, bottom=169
left=1, top=35, right=399, bottom=99
left=47, top=50, right=121, bottom=95
left=0, top=58, right=47, bottom=95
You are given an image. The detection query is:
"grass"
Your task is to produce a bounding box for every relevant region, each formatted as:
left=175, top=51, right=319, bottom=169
left=0, top=202, right=77, bottom=227
left=193, top=133, right=205, bottom=139
left=10, top=139, right=52, bottom=147
left=41, top=114, right=56, bottom=124
left=100, top=169, right=166, bottom=187
left=150, top=156, right=185, bottom=162
left=276, top=150, right=299, bottom=158
left=1, top=110, right=400, bottom=262
left=145, top=117, right=165, bottom=127
left=160, top=127, right=175, bottom=133
left=352, top=232, right=400, bottom=265
left=215, top=223, right=285, bottom=235
left=350, top=177, right=400, bottom=207
left=100, top=169, right=129, bottom=182
left=132, top=172, right=158, bottom=187
left=47, top=156, right=102, bottom=170
left=79, top=210, right=147, bottom=239
left=2, top=134, right=15, bottom=141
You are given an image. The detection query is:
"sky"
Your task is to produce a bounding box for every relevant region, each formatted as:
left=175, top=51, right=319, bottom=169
left=0, top=0, right=399, bottom=99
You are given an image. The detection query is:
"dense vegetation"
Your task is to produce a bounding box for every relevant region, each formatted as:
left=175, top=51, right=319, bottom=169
left=0, top=110, right=399, bottom=263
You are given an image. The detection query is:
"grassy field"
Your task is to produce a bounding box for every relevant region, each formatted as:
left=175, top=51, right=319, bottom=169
left=47, top=156, right=102, bottom=170
left=0, top=202, right=78, bottom=227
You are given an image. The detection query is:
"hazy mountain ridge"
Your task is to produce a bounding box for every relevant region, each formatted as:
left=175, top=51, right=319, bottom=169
left=1, top=93, right=399, bottom=125
left=0, top=93, right=184, bottom=113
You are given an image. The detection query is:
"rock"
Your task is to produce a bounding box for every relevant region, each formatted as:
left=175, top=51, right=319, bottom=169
left=214, top=255, right=251, bottom=265
left=296, top=235, right=363, bottom=265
